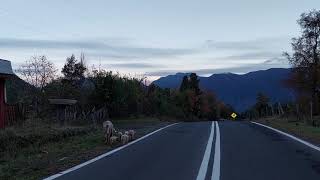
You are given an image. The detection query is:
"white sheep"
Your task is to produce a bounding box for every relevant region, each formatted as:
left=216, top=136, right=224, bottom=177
left=121, top=134, right=130, bottom=145
left=102, top=120, right=114, bottom=144
left=127, top=130, right=136, bottom=141
left=117, top=131, right=123, bottom=141
left=103, top=121, right=114, bottom=132
left=109, top=136, right=118, bottom=145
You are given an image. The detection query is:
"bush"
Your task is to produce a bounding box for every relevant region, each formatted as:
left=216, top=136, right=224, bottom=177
left=0, top=127, right=95, bottom=153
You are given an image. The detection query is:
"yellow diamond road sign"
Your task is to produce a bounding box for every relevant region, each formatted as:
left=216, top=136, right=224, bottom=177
left=231, top=112, right=237, bottom=119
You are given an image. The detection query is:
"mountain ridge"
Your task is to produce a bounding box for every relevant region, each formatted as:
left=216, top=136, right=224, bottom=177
left=153, top=68, right=295, bottom=112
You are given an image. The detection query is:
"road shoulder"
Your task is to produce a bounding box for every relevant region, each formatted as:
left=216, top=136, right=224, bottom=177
left=253, top=117, right=320, bottom=147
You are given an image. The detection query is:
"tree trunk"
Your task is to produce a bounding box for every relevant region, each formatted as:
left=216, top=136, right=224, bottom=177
left=312, top=38, right=319, bottom=115
left=310, top=101, right=313, bottom=124
left=296, top=104, right=300, bottom=121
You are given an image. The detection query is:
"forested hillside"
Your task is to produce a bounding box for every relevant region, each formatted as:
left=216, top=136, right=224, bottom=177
left=154, top=68, right=294, bottom=112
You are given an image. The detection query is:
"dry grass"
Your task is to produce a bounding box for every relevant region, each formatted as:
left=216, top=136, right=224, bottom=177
left=0, top=117, right=170, bottom=180
left=255, top=116, right=320, bottom=146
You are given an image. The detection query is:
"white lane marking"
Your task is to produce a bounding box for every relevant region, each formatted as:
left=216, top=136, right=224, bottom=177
left=212, top=121, right=221, bottom=180
left=43, top=123, right=179, bottom=180
left=251, top=121, right=320, bottom=152
left=196, top=121, right=215, bottom=180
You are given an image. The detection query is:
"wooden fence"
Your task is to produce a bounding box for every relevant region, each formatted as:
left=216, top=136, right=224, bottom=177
left=4, top=104, right=26, bottom=126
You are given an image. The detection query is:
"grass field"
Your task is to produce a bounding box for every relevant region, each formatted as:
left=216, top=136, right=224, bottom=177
left=255, top=116, right=320, bottom=146
left=0, top=117, right=172, bottom=180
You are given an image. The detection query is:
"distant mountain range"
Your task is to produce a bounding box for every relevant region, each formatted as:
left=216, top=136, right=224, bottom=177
left=153, top=68, right=295, bottom=112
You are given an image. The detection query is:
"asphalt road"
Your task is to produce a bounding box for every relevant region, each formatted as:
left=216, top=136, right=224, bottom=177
left=45, top=121, right=320, bottom=180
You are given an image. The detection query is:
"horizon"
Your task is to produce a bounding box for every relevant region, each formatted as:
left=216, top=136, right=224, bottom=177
left=1, top=0, right=319, bottom=81
left=0, top=56, right=290, bottom=83
left=152, top=67, right=291, bottom=79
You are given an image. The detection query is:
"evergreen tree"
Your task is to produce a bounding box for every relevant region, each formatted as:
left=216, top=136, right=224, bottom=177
left=189, top=73, right=201, bottom=95
left=61, top=54, right=87, bottom=82
left=180, top=75, right=189, bottom=92
left=255, top=92, right=270, bottom=117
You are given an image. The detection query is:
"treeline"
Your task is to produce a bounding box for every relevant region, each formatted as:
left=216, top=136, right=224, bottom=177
left=245, top=10, right=320, bottom=126
left=243, top=93, right=286, bottom=120
left=12, top=54, right=232, bottom=124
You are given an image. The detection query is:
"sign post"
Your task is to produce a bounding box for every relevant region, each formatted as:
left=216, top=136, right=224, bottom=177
left=231, top=112, right=237, bottom=120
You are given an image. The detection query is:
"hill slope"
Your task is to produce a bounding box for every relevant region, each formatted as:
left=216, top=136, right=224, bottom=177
left=153, top=68, right=294, bottom=112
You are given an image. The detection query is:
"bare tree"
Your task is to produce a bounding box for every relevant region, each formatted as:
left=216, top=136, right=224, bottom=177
left=16, top=55, right=56, bottom=91
left=284, top=10, right=320, bottom=115
left=15, top=55, right=56, bottom=116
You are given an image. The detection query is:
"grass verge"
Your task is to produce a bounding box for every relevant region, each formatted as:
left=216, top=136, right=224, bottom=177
left=255, top=116, right=320, bottom=146
left=0, top=117, right=172, bottom=180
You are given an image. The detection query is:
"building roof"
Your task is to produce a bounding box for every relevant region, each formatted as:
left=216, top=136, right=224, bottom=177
left=48, top=99, right=77, bottom=105
left=0, top=59, right=14, bottom=75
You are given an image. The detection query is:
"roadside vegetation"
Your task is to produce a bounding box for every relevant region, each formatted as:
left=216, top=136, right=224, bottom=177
left=0, top=117, right=170, bottom=180
left=255, top=116, right=320, bottom=145
left=242, top=9, right=320, bottom=145
left=11, top=53, right=232, bottom=122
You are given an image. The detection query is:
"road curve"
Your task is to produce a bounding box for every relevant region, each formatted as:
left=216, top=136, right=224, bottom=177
left=45, top=121, right=320, bottom=180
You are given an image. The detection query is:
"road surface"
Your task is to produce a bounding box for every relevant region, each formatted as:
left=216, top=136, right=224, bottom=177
left=45, top=121, right=320, bottom=180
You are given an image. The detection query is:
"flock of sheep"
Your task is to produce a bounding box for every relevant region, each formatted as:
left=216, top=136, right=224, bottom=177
left=102, top=120, right=136, bottom=145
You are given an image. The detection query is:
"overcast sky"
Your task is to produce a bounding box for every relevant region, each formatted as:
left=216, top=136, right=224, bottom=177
left=0, top=0, right=319, bottom=81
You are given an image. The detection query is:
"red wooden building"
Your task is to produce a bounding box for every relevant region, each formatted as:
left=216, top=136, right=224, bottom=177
left=0, top=59, right=14, bottom=128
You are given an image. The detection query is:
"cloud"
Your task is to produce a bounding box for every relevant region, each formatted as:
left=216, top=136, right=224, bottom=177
left=204, top=36, right=290, bottom=51
left=263, top=57, right=286, bottom=64
left=208, top=63, right=289, bottom=74
left=202, top=37, right=290, bottom=65
left=205, top=40, right=261, bottom=50
left=146, top=62, right=289, bottom=77
left=220, top=51, right=282, bottom=60
left=2, top=36, right=291, bottom=77
left=0, top=36, right=289, bottom=62
left=0, top=38, right=196, bottom=60
left=107, top=62, right=166, bottom=69
left=0, top=38, right=103, bottom=49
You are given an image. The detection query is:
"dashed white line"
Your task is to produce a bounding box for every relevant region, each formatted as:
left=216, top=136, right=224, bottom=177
left=43, top=123, right=179, bottom=180
left=212, top=121, right=221, bottom=180
left=196, top=121, right=215, bottom=180
left=252, top=121, right=320, bottom=152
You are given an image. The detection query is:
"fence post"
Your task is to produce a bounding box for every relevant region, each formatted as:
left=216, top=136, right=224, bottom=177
left=271, top=104, right=274, bottom=116
left=310, top=101, right=313, bottom=124
left=296, top=104, right=299, bottom=121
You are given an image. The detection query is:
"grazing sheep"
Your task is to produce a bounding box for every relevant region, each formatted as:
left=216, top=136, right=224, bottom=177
left=127, top=130, right=136, bottom=141
left=117, top=131, right=123, bottom=136
left=109, top=136, right=118, bottom=145
left=124, top=131, right=129, bottom=140
left=103, top=121, right=114, bottom=133
left=104, top=133, right=111, bottom=144
left=121, top=134, right=130, bottom=145
left=102, top=121, right=114, bottom=144
left=117, top=131, right=123, bottom=141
